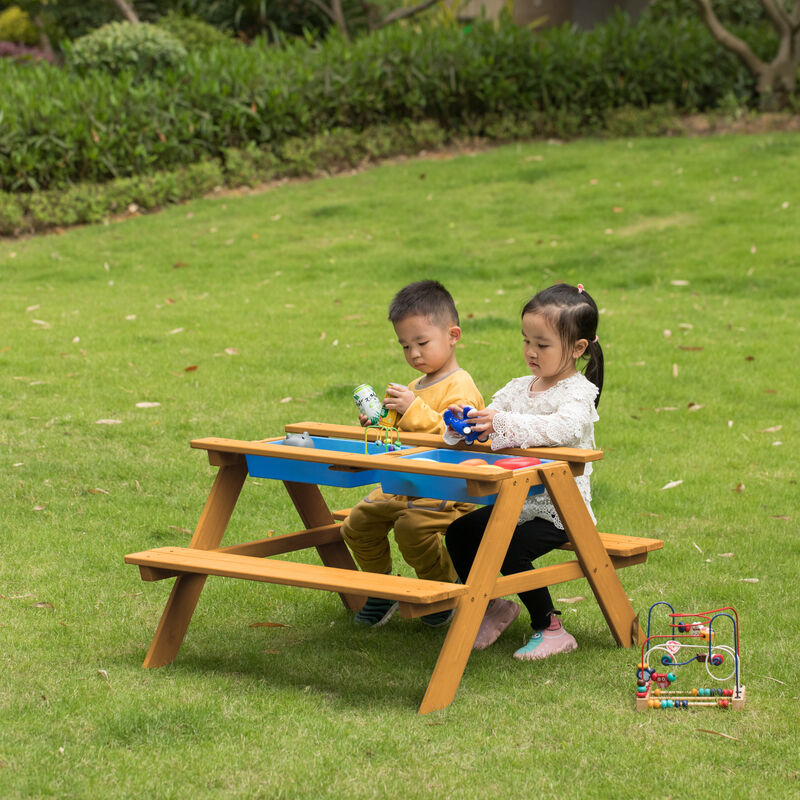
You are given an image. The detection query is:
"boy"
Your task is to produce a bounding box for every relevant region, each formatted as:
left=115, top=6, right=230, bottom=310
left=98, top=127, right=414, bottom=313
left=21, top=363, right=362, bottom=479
left=341, top=280, right=484, bottom=628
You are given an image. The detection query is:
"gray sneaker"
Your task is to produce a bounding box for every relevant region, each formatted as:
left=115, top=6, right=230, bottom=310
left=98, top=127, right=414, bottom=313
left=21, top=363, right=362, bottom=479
left=354, top=597, right=398, bottom=627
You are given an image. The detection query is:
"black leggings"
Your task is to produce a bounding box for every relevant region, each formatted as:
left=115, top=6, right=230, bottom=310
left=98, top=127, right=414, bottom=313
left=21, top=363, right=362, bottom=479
left=445, top=505, right=568, bottom=630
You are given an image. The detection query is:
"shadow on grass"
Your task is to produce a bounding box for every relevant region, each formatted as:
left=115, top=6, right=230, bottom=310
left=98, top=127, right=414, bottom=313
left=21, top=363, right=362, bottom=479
left=113, top=603, right=619, bottom=714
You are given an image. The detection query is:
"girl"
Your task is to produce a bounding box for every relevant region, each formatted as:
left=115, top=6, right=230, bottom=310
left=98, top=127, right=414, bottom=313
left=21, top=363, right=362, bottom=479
left=444, top=282, right=603, bottom=661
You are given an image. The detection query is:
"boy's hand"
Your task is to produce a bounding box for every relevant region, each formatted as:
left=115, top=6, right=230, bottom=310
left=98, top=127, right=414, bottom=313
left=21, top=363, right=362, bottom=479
left=464, top=407, right=497, bottom=438
left=358, top=413, right=370, bottom=427
left=384, top=383, right=414, bottom=415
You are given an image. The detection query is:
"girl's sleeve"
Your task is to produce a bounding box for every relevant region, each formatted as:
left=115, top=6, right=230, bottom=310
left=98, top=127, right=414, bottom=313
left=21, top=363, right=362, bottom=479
left=491, top=397, right=595, bottom=450
left=487, top=382, right=515, bottom=413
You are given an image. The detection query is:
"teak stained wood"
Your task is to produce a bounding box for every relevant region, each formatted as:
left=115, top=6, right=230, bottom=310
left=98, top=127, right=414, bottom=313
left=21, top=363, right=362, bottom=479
left=125, top=547, right=467, bottom=603
left=127, top=422, right=662, bottom=713
left=331, top=508, right=663, bottom=559
left=141, top=459, right=247, bottom=669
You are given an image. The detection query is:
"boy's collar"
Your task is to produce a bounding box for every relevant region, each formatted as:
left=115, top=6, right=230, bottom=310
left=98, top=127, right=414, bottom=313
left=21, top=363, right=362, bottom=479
left=415, top=367, right=462, bottom=390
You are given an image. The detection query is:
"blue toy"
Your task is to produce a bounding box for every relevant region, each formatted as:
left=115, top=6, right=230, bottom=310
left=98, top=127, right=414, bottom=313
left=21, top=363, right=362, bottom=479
left=443, top=407, right=485, bottom=445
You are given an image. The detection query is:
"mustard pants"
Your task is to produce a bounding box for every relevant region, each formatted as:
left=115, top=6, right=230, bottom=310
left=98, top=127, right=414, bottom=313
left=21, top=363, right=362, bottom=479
left=340, top=489, right=473, bottom=583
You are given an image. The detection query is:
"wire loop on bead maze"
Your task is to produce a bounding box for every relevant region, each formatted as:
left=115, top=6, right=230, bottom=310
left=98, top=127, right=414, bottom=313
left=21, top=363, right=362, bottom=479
left=364, top=423, right=402, bottom=454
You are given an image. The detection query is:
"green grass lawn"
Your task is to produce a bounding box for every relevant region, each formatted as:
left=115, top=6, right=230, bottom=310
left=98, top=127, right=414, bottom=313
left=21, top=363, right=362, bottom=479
left=2, top=132, right=799, bottom=799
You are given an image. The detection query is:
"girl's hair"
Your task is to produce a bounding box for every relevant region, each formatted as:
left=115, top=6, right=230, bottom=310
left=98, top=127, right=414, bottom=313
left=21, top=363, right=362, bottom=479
left=522, top=283, right=604, bottom=406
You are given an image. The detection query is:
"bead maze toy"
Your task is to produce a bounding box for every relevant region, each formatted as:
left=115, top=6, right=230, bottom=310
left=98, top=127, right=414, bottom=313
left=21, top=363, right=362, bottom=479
left=352, top=383, right=402, bottom=451
left=635, top=602, right=744, bottom=711
left=443, top=406, right=485, bottom=445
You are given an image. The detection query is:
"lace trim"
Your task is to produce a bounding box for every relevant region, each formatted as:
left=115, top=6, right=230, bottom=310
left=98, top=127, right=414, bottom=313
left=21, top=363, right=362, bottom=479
left=490, top=373, right=598, bottom=526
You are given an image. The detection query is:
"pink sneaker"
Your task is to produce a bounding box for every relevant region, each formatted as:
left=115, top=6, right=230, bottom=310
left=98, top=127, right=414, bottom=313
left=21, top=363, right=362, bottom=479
left=513, top=625, right=577, bottom=661
left=473, top=599, right=520, bottom=650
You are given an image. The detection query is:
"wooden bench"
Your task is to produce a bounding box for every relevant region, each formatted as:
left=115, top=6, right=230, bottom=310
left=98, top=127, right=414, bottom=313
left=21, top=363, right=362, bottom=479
left=330, top=508, right=663, bottom=610
left=125, top=423, right=664, bottom=714
left=126, top=523, right=662, bottom=621
left=126, top=544, right=467, bottom=611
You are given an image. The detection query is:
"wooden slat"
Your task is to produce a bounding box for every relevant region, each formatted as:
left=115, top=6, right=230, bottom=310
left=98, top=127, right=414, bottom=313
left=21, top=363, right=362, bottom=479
left=192, top=435, right=549, bottom=486
left=283, top=480, right=364, bottom=610
left=125, top=547, right=467, bottom=604
left=540, top=463, right=639, bottom=647
left=419, top=473, right=533, bottom=714
left=217, top=523, right=344, bottom=557
left=141, top=459, right=248, bottom=669
left=331, top=508, right=663, bottom=558
left=559, top=534, right=664, bottom=558
left=281, top=422, right=603, bottom=464
left=398, top=598, right=458, bottom=619
left=492, top=553, right=650, bottom=597
left=140, top=524, right=348, bottom=581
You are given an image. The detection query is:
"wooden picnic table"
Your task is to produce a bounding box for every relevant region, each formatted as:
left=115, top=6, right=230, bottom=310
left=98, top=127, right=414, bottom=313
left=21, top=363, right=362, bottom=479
left=125, top=422, right=662, bottom=714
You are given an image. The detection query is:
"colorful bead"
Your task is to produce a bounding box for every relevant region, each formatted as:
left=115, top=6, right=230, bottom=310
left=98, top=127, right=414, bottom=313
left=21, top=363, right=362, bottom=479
left=711, top=654, right=724, bottom=666
left=667, top=672, right=677, bottom=682
left=691, top=688, right=699, bottom=696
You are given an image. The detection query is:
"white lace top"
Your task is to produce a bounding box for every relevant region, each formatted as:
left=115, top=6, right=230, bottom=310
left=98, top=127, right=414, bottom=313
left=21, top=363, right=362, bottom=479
left=447, top=372, right=599, bottom=528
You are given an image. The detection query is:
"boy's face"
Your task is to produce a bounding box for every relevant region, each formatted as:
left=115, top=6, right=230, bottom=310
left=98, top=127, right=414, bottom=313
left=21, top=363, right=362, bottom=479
left=393, top=314, right=460, bottom=381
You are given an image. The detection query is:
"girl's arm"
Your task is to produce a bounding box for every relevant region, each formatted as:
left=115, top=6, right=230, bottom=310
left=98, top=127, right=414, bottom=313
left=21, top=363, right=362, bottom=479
left=443, top=380, right=514, bottom=443
left=490, top=397, right=595, bottom=449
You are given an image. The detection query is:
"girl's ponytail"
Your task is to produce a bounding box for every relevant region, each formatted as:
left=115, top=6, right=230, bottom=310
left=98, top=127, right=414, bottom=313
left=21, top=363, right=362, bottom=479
left=581, top=339, right=603, bottom=407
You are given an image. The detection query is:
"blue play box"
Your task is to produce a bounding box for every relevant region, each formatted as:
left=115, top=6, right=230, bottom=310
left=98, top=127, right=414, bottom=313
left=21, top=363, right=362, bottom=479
left=379, top=449, right=550, bottom=504
left=245, top=436, right=409, bottom=488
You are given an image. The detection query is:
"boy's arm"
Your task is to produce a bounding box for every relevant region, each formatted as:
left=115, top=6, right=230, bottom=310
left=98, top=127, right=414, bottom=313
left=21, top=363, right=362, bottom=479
left=399, top=374, right=484, bottom=435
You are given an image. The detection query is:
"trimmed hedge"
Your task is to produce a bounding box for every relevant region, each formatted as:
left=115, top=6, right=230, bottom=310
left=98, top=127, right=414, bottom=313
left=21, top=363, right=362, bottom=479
left=1, top=13, right=771, bottom=194
left=65, top=21, right=187, bottom=77
left=0, top=120, right=457, bottom=234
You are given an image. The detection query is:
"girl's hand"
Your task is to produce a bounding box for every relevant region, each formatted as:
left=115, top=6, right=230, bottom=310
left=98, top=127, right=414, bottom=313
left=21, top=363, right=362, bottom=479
left=464, top=407, right=498, bottom=437
left=384, top=383, right=414, bottom=415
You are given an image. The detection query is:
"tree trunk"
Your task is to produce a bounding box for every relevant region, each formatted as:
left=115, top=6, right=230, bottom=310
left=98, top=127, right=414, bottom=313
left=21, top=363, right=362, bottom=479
left=376, top=0, right=443, bottom=29
left=693, top=0, right=800, bottom=110
left=111, top=0, right=141, bottom=25
left=309, top=0, right=351, bottom=41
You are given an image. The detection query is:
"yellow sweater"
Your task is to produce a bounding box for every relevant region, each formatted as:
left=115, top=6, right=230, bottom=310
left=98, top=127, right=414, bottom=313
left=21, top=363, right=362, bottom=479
left=399, top=368, right=484, bottom=436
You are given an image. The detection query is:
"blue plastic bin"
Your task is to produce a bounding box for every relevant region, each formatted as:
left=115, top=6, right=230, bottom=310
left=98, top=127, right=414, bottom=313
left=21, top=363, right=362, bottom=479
left=380, top=450, right=549, bottom=503
left=246, top=436, right=408, bottom=488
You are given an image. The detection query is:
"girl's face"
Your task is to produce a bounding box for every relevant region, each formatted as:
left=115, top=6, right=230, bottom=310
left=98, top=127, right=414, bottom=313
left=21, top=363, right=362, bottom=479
left=521, top=310, right=586, bottom=390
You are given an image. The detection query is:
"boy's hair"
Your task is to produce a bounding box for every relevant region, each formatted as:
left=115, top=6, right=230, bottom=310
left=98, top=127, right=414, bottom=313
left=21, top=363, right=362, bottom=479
left=522, top=283, right=604, bottom=406
left=388, top=280, right=459, bottom=327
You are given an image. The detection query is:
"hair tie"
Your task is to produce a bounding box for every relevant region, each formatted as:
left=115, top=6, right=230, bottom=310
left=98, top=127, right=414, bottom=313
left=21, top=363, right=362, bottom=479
left=577, top=284, right=584, bottom=294
left=591, top=335, right=598, bottom=343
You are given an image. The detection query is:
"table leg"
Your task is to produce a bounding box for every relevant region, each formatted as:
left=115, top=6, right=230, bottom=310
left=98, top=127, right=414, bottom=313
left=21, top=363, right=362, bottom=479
left=283, top=481, right=364, bottom=610
left=540, top=463, right=638, bottom=647
left=418, top=475, right=532, bottom=714
left=142, top=460, right=248, bottom=668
